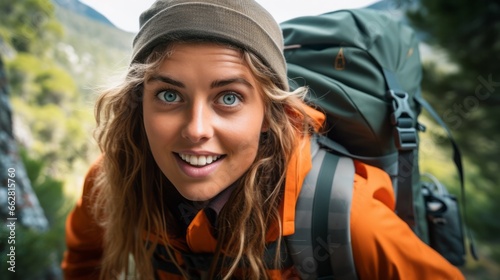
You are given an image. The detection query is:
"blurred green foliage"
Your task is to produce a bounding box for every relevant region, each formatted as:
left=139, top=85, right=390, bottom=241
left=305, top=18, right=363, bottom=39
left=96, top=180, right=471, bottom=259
left=0, top=0, right=62, bottom=54
left=402, top=0, right=500, bottom=278
left=0, top=149, right=69, bottom=280
left=0, top=1, right=98, bottom=277
left=2, top=0, right=95, bottom=175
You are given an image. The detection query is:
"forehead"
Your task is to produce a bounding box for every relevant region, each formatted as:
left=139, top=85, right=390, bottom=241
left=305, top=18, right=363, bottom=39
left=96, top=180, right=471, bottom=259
left=154, top=42, right=252, bottom=76
left=146, top=42, right=263, bottom=88
left=146, top=41, right=245, bottom=72
left=157, top=40, right=243, bottom=59
left=143, top=41, right=245, bottom=80
left=170, top=42, right=243, bottom=63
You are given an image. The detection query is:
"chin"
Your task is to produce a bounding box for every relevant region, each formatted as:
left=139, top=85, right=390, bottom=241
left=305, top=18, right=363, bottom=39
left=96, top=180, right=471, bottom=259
left=177, top=189, right=215, bottom=203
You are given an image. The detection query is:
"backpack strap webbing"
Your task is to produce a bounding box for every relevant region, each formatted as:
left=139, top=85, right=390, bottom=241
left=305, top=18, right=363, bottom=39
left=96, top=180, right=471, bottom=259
left=286, top=138, right=358, bottom=280
left=414, top=95, right=478, bottom=261
left=383, top=68, right=419, bottom=231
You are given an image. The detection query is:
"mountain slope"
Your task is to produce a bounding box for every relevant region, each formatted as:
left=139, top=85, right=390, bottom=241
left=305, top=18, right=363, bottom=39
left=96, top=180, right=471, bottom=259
left=52, top=0, right=115, bottom=27
left=52, top=0, right=135, bottom=98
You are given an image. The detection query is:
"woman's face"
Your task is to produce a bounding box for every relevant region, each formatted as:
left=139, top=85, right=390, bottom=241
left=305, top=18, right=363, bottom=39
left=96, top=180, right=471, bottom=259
left=142, top=42, right=267, bottom=202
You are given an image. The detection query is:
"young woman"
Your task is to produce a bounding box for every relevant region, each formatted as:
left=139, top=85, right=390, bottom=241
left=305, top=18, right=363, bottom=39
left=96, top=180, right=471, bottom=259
left=62, top=0, right=465, bottom=279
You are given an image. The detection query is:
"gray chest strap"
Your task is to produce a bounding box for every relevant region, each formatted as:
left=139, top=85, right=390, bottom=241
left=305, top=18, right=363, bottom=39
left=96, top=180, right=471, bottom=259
left=285, top=139, right=358, bottom=280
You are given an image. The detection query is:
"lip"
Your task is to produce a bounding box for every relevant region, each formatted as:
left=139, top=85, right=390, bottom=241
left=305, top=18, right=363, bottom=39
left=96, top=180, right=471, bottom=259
left=174, top=152, right=224, bottom=178
left=177, top=150, right=223, bottom=156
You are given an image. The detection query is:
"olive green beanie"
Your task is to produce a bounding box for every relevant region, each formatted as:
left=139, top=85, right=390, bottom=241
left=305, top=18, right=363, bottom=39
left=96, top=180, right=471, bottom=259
left=132, top=0, right=288, bottom=90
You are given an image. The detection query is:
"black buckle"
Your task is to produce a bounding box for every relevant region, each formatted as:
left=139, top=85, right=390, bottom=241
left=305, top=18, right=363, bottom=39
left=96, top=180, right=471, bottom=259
left=387, top=90, right=418, bottom=150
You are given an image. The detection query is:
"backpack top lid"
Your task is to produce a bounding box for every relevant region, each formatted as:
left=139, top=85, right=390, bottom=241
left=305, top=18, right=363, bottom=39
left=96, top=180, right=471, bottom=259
left=281, top=9, right=422, bottom=157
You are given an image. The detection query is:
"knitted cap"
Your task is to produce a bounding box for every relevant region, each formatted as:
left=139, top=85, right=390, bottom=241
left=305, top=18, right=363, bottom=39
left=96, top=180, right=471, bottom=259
left=132, top=0, right=288, bottom=90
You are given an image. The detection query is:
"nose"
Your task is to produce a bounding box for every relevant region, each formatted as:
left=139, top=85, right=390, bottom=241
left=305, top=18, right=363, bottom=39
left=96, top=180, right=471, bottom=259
left=181, top=101, right=214, bottom=143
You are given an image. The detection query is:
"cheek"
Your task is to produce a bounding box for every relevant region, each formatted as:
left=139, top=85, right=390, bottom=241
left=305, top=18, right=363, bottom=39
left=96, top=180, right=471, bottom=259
left=219, top=133, right=261, bottom=186
left=223, top=115, right=264, bottom=159
left=143, top=112, right=158, bottom=145
left=143, top=111, right=174, bottom=151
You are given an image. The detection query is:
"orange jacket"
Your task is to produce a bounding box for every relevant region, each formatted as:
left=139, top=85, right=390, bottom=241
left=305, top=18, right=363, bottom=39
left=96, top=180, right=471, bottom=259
left=62, top=106, right=464, bottom=280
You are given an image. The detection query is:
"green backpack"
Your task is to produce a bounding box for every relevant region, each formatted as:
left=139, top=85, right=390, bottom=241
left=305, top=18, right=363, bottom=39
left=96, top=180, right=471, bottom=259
left=280, top=8, right=476, bottom=279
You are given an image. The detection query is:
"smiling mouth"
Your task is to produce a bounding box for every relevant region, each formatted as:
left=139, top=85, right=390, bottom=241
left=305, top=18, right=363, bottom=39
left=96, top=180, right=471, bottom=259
left=177, top=153, right=224, bottom=167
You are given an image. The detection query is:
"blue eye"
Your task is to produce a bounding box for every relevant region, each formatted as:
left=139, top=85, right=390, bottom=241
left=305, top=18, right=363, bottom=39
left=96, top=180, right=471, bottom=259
left=218, top=93, right=240, bottom=106
left=157, top=90, right=181, bottom=103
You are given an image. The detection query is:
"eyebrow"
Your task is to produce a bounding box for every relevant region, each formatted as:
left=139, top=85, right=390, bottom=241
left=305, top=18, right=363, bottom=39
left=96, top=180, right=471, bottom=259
left=148, top=75, right=185, bottom=88
left=210, top=78, right=254, bottom=89
left=147, top=75, right=253, bottom=89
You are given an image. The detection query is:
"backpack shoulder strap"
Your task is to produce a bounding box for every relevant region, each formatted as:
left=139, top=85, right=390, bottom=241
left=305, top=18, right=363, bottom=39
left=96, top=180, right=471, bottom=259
left=286, top=137, right=358, bottom=280
left=383, top=68, right=419, bottom=232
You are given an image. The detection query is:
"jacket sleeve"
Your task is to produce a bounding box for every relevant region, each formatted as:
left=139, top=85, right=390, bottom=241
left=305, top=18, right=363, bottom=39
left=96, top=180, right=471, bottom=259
left=350, top=160, right=465, bottom=280
left=61, top=158, right=104, bottom=279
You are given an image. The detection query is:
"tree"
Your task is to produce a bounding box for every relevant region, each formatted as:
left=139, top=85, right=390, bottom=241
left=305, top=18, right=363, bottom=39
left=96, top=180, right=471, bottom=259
left=0, top=0, right=62, bottom=54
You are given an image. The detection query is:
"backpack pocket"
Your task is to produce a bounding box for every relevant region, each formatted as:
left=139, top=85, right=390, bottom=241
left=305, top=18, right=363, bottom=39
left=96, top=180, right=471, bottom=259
left=422, top=174, right=466, bottom=266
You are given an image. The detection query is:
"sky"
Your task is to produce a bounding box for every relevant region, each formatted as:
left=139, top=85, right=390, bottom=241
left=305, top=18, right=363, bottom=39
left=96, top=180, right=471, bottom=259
left=80, top=0, right=379, bottom=33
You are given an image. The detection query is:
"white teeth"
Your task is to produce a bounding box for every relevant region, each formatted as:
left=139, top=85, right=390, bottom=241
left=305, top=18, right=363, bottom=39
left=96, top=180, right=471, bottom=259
left=179, top=154, right=221, bottom=166
left=198, top=156, right=206, bottom=165
left=206, top=156, right=213, bottom=164
left=190, top=155, right=198, bottom=165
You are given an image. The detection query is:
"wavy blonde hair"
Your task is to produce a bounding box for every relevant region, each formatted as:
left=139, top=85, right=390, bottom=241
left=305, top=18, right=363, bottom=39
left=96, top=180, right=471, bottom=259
left=92, top=40, right=316, bottom=279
